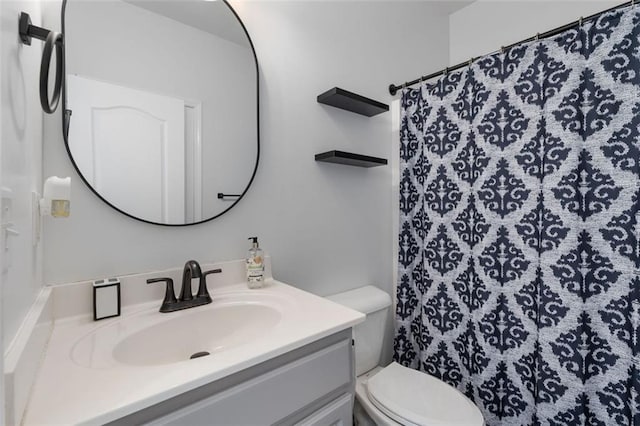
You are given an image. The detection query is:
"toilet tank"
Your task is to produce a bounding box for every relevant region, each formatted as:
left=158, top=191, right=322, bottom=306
left=327, top=285, right=391, bottom=376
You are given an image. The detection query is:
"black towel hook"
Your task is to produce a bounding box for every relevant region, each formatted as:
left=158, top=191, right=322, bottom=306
left=19, top=12, right=64, bottom=114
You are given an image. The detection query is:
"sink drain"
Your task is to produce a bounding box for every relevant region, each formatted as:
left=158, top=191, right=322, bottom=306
left=190, top=351, right=210, bottom=360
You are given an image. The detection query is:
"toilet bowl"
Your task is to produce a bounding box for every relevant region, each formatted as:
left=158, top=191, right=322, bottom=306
left=355, top=363, right=484, bottom=426
left=327, top=286, right=484, bottom=426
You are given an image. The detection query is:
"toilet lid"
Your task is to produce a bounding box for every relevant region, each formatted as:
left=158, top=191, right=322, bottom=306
left=366, top=362, right=484, bottom=426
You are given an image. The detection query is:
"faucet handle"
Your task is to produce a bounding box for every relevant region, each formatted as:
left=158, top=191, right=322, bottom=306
left=197, top=268, right=222, bottom=301
left=147, top=277, right=178, bottom=312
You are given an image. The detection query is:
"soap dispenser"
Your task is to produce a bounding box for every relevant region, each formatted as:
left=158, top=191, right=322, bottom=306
left=246, top=237, right=264, bottom=289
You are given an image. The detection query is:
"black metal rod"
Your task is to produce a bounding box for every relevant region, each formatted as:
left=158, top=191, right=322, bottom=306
left=19, top=12, right=51, bottom=45
left=389, top=0, right=633, bottom=95
left=217, top=193, right=241, bottom=200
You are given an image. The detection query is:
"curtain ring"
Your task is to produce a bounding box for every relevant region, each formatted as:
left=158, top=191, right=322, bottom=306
left=468, top=57, right=474, bottom=67
left=444, top=67, right=449, bottom=75
left=579, top=16, right=584, bottom=27
left=501, top=46, right=505, bottom=54
left=535, top=32, right=540, bottom=41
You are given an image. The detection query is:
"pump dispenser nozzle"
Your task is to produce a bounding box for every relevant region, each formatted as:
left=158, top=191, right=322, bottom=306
left=248, top=237, right=259, bottom=248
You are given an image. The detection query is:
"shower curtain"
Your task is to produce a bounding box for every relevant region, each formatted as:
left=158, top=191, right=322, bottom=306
left=395, top=5, right=639, bottom=425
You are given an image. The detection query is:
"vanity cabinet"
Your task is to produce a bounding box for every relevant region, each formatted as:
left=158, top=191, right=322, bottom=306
left=106, top=330, right=355, bottom=426
left=294, top=393, right=353, bottom=426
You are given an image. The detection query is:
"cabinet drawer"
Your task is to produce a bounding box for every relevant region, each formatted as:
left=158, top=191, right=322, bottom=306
left=295, top=393, right=353, bottom=426
left=148, top=338, right=353, bottom=425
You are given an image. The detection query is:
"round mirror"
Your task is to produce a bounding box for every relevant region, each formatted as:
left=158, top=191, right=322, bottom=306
left=61, top=0, right=259, bottom=225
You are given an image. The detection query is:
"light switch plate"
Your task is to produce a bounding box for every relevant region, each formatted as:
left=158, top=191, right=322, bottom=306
left=1, top=186, right=14, bottom=271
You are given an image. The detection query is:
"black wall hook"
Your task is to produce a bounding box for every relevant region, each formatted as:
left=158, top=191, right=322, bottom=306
left=19, top=12, right=64, bottom=114
left=19, top=12, right=50, bottom=44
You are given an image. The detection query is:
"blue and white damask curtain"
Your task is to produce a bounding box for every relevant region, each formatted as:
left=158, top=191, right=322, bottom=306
left=395, top=5, right=639, bottom=425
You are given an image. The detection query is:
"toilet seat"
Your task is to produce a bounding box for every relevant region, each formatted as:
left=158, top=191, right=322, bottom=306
left=365, top=362, right=484, bottom=426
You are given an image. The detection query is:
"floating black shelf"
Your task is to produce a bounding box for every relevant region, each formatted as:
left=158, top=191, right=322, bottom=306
left=315, top=150, right=387, bottom=168
left=317, top=87, right=389, bottom=117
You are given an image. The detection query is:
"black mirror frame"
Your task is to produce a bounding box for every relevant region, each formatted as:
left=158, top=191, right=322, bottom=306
left=60, top=0, right=260, bottom=227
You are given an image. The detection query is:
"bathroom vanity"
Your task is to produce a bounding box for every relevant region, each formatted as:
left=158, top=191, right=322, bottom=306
left=13, top=259, right=364, bottom=425
left=111, top=330, right=354, bottom=425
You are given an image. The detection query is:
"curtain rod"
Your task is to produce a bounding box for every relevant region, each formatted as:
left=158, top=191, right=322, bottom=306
left=388, top=0, right=634, bottom=96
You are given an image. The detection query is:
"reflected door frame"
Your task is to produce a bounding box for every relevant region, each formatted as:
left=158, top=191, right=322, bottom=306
left=184, top=100, right=202, bottom=223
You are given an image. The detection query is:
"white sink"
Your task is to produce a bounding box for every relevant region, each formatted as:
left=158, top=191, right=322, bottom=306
left=71, top=291, right=289, bottom=369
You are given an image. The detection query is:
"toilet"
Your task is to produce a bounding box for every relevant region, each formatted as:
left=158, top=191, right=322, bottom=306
left=327, top=286, right=484, bottom=426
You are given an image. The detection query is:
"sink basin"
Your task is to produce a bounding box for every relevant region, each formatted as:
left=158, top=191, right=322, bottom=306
left=71, top=292, right=287, bottom=369
left=114, top=303, right=281, bottom=366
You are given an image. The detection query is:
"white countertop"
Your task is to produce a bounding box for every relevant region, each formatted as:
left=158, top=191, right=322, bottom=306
left=23, top=280, right=364, bottom=425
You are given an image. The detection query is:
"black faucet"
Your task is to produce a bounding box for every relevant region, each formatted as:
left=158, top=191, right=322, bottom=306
left=179, top=260, right=201, bottom=302
left=147, top=260, right=222, bottom=313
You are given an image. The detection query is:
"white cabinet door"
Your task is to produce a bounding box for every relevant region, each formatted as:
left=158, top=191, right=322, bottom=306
left=67, top=75, right=185, bottom=223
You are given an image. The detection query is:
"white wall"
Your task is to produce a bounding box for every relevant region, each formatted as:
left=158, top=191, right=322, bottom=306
left=1, top=0, right=44, bottom=352
left=42, top=0, right=450, bottom=294
left=450, top=0, right=620, bottom=65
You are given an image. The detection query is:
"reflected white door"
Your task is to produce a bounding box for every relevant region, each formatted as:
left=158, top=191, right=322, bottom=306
left=67, top=75, right=185, bottom=223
